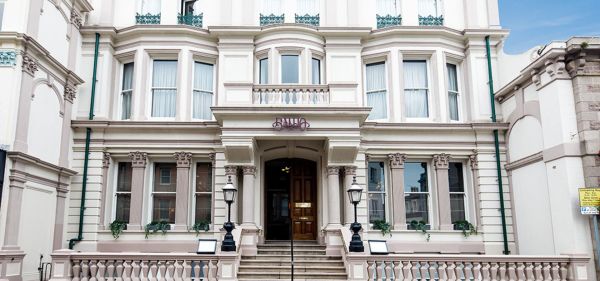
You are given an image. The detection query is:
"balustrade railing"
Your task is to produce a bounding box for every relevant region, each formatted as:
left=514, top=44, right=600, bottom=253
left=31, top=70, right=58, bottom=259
left=345, top=254, right=591, bottom=281
left=295, top=14, right=320, bottom=26
left=376, top=14, right=402, bottom=29
left=136, top=13, right=161, bottom=24
left=253, top=85, right=330, bottom=105
left=419, top=15, right=444, bottom=26
left=260, top=14, right=285, bottom=26
left=178, top=13, right=203, bottom=27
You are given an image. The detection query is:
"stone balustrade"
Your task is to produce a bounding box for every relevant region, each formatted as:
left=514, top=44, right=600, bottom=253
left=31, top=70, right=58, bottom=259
left=345, top=254, right=591, bottom=281
left=252, top=85, right=330, bottom=105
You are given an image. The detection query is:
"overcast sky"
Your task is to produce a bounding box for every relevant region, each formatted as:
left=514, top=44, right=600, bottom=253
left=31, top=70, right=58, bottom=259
left=499, top=0, right=600, bottom=54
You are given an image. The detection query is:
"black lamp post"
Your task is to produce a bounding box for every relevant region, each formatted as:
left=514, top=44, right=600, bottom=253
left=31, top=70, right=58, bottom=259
left=221, top=176, right=237, bottom=252
left=347, top=176, right=364, bottom=252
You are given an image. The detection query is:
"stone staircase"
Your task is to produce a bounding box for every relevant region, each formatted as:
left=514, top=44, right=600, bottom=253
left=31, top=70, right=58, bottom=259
left=238, top=241, right=348, bottom=281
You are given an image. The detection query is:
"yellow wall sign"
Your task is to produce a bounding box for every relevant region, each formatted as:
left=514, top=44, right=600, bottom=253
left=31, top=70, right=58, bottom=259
left=579, top=188, right=600, bottom=215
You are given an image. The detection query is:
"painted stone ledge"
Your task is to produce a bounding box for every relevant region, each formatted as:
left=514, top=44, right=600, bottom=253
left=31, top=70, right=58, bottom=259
left=0, top=251, right=25, bottom=281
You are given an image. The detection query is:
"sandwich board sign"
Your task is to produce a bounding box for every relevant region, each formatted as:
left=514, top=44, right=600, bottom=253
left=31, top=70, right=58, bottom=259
left=579, top=188, right=600, bottom=215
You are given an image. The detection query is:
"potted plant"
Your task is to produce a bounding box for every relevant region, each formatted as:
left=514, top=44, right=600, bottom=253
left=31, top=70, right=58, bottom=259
left=453, top=220, right=478, bottom=238
left=409, top=220, right=431, bottom=242
left=144, top=221, right=171, bottom=239
left=109, top=220, right=127, bottom=239
left=371, top=220, right=392, bottom=237
left=191, top=219, right=210, bottom=235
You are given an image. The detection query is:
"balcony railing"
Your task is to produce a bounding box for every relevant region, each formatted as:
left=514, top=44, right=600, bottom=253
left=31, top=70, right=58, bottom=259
left=136, top=13, right=161, bottom=24
left=178, top=13, right=203, bottom=27
left=295, top=14, right=320, bottom=26
left=345, top=254, right=591, bottom=281
left=253, top=85, right=330, bottom=105
left=0, top=50, right=16, bottom=66
left=376, top=14, right=402, bottom=29
left=419, top=15, right=444, bottom=26
left=260, top=13, right=285, bottom=26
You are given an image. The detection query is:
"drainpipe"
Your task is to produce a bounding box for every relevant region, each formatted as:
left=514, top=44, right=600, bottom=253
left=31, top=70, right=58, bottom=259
left=485, top=35, right=510, bottom=255
left=69, top=32, right=100, bottom=250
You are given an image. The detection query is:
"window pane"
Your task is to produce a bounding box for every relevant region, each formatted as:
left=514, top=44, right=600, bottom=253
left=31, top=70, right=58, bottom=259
left=366, top=62, right=386, bottom=91
left=196, top=163, right=213, bottom=192
left=376, top=0, right=400, bottom=15
left=297, top=0, right=319, bottom=15
left=446, top=63, right=458, bottom=92
left=366, top=62, right=387, bottom=120
left=259, top=58, right=269, bottom=84
left=152, top=60, right=178, bottom=88
left=152, top=194, right=176, bottom=223
left=449, top=91, right=459, bottom=121
left=121, top=91, right=132, bottom=120
left=0, top=3, right=4, bottom=30
left=404, top=162, right=428, bottom=192
left=117, top=162, right=132, bottom=192
left=195, top=194, right=212, bottom=223
left=122, top=63, right=134, bottom=90
left=404, top=61, right=428, bottom=89
left=450, top=194, right=466, bottom=223
left=281, top=55, right=299, bottom=84
left=404, top=61, right=429, bottom=118
left=194, top=62, right=213, bottom=92
left=262, top=0, right=283, bottom=14
left=368, top=193, right=385, bottom=223
left=368, top=162, right=385, bottom=192
left=311, top=58, right=321, bottom=84
left=152, top=60, right=177, bottom=117
left=141, top=0, right=161, bottom=14
left=405, top=194, right=429, bottom=225
left=449, top=163, right=464, bottom=192
left=418, top=0, right=440, bottom=16
left=115, top=194, right=130, bottom=223
left=154, top=163, right=177, bottom=192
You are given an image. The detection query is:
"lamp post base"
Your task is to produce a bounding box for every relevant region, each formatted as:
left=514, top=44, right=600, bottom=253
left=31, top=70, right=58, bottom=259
left=349, top=222, right=364, bottom=252
left=221, top=221, right=236, bottom=252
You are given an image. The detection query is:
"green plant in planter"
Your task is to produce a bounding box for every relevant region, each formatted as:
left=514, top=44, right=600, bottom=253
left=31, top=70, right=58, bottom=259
left=409, top=220, right=431, bottom=242
left=109, top=220, right=127, bottom=239
left=144, top=221, right=171, bottom=239
left=453, top=220, right=478, bottom=238
left=191, top=220, right=211, bottom=235
left=372, top=220, right=392, bottom=237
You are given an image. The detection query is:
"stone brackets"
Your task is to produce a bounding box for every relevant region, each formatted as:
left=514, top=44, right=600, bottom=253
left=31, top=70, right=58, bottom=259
left=222, top=138, right=254, bottom=164
left=327, top=139, right=361, bottom=165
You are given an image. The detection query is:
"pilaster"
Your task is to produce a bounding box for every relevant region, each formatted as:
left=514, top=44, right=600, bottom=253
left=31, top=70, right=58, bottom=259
left=388, top=153, right=407, bottom=230
left=224, top=165, right=239, bottom=224
left=326, top=166, right=342, bottom=227
left=13, top=53, right=39, bottom=152
left=433, top=153, right=452, bottom=230
left=174, top=152, right=192, bottom=230
left=344, top=166, right=357, bottom=225
left=128, top=151, right=147, bottom=230
left=241, top=166, right=256, bottom=226
left=98, top=152, right=111, bottom=229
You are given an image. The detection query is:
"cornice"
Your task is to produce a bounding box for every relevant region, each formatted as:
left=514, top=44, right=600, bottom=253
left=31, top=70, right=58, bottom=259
left=7, top=152, right=78, bottom=176
left=71, top=120, right=221, bottom=130
left=361, top=122, right=510, bottom=131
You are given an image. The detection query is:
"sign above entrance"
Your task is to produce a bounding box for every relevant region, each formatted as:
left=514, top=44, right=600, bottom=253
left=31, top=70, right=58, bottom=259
left=579, top=188, right=600, bottom=215
left=272, top=117, right=310, bottom=131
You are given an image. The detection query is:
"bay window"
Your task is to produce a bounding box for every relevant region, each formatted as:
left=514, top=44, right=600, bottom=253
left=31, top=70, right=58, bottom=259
left=281, top=55, right=299, bottom=84
left=121, top=63, right=134, bottom=120
left=115, top=162, right=132, bottom=223
left=366, top=62, right=388, bottom=120
left=195, top=163, right=213, bottom=224
left=404, top=60, right=429, bottom=118
left=152, top=163, right=177, bottom=223
left=368, top=162, right=387, bottom=223
left=404, top=162, right=430, bottom=228
left=259, top=58, right=269, bottom=84
left=449, top=162, right=467, bottom=224
left=447, top=63, right=460, bottom=121
left=151, top=60, right=177, bottom=118
left=192, top=62, right=214, bottom=120
left=311, top=58, right=321, bottom=84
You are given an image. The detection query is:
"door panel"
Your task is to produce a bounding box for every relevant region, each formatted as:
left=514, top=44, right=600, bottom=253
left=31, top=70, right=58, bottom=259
left=291, top=159, right=317, bottom=240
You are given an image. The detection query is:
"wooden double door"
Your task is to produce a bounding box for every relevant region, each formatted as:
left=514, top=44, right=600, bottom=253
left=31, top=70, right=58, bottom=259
left=265, top=158, right=317, bottom=241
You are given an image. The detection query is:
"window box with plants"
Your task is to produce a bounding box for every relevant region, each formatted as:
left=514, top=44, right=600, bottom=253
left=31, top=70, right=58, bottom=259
left=144, top=221, right=171, bottom=239
left=191, top=220, right=211, bottom=235
left=109, top=220, right=128, bottom=239
left=371, top=220, right=392, bottom=237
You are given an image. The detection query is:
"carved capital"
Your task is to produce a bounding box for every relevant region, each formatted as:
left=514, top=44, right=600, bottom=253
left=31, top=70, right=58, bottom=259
left=21, top=54, right=38, bottom=75
left=208, top=153, right=216, bottom=166
left=243, top=166, right=256, bottom=176
left=469, top=154, right=479, bottom=170
left=70, top=9, right=83, bottom=28
left=327, top=166, right=340, bottom=176
left=174, top=152, right=192, bottom=168
left=102, top=152, right=111, bottom=169
left=388, top=153, right=407, bottom=169
left=344, top=166, right=357, bottom=176
left=128, top=151, right=148, bottom=168
left=64, top=84, right=76, bottom=103
left=433, top=153, right=451, bottom=169
left=224, top=165, right=238, bottom=175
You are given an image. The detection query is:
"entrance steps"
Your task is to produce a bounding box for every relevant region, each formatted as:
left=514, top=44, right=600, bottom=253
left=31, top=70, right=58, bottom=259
left=238, top=241, right=348, bottom=281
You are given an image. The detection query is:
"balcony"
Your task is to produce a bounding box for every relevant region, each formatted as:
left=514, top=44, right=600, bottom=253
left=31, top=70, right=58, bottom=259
left=376, top=14, right=402, bottom=29
left=178, top=13, right=203, bottom=27
left=419, top=15, right=444, bottom=26
left=260, top=14, right=285, bottom=26
left=295, top=14, right=320, bottom=26
left=135, top=13, right=161, bottom=24
left=253, top=85, right=330, bottom=105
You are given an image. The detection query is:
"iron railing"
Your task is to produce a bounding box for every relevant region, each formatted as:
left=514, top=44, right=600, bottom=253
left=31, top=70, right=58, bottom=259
left=135, top=13, right=161, bottom=24
left=376, top=14, right=402, bottom=29
left=295, top=14, right=320, bottom=26
left=260, top=13, right=285, bottom=26
left=419, top=15, right=444, bottom=26
left=178, top=13, right=203, bottom=27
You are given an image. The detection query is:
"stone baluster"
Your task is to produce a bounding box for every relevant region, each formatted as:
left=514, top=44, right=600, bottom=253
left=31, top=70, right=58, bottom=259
left=482, top=262, right=491, bottom=281
left=473, top=262, right=482, bottom=281
left=428, top=262, right=436, bottom=281
left=491, top=262, right=499, bottom=281
left=447, top=263, right=456, bottom=281
left=174, top=261, right=183, bottom=281
left=73, top=261, right=82, bottom=281
left=106, top=261, right=115, bottom=281
left=367, top=261, right=375, bottom=280
left=89, top=261, right=98, bottom=281
left=508, top=262, right=517, bottom=281
left=140, top=261, right=150, bottom=281
left=534, top=263, right=543, bottom=281
left=385, top=261, right=393, bottom=281
left=159, top=261, right=167, bottom=281
left=81, top=261, right=90, bottom=281
left=132, top=261, right=141, bottom=281
left=465, top=262, right=474, bottom=280
left=559, top=262, right=567, bottom=281
left=403, top=261, right=412, bottom=281
left=124, top=261, right=133, bottom=281
left=516, top=262, right=526, bottom=280
left=525, top=262, right=534, bottom=281
left=410, top=261, right=419, bottom=281
left=98, top=261, right=107, bottom=281
left=115, top=261, right=124, bottom=281
left=149, top=261, right=158, bottom=281
left=550, top=263, right=560, bottom=281
left=182, top=261, right=192, bottom=281
left=376, top=261, right=385, bottom=280
left=167, top=262, right=175, bottom=281
left=419, top=262, right=428, bottom=281
left=437, top=262, right=448, bottom=280
left=393, top=261, right=402, bottom=280
left=210, top=260, right=219, bottom=281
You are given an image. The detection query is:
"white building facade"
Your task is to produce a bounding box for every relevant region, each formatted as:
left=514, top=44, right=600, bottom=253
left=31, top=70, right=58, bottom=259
left=0, top=0, right=595, bottom=281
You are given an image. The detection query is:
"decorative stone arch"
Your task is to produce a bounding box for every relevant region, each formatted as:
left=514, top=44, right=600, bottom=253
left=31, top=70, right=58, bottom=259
left=32, top=77, right=65, bottom=116
left=506, top=115, right=545, bottom=163
left=44, top=0, right=71, bottom=24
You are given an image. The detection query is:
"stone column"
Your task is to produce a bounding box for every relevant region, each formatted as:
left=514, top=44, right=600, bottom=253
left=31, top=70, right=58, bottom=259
left=433, top=153, right=453, bottom=230
left=13, top=53, right=38, bottom=152
left=53, top=185, right=68, bottom=250
left=174, top=152, right=192, bottom=230
left=98, top=152, right=111, bottom=229
left=242, top=166, right=256, bottom=226
left=388, top=153, right=407, bottom=230
left=128, top=151, right=148, bottom=230
left=343, top=166, right=357, bottom=225
left=224, top=166, right=238, bottom=224
left=2, top=172, right=26, bottom=250
left=327, top=166, right=341, bottom=227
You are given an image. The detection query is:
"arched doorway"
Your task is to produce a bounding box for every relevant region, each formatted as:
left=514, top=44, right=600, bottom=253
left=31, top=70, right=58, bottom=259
left=265, top=158, right=317, bottom=241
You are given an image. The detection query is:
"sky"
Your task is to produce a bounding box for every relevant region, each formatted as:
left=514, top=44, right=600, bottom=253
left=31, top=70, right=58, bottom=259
left=499, top=0, right=600, bottom=54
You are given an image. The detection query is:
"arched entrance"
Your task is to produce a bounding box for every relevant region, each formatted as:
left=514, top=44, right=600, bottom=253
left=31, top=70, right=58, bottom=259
left=265, top=158, right=317, bottom=241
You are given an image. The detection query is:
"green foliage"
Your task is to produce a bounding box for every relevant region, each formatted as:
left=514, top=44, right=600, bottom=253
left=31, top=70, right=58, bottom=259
left=191, top=220, right=211, bottom=235
left=453, top=220, right=478, bottom=238
left=371, top=220, right=392, bottom=237
left=144, top=221, right=170, bottom=239
left=109, top=220, right=127, bottom=239
left=581, top=42, right=589, bottom=49
left=409, top=220, right=431, bottom=242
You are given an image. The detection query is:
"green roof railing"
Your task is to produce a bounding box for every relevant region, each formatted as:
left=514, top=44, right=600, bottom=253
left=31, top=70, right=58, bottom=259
left=260, top=13, right=285, bottom=26
left=136, top=13, right=161, bottom=24
left=419, top=15, right=444, bottom=26
left=376, top=14, right=402, bottom=29
left=295, top=14, right=320, bottom=26
left=178, top=13, right=203, bottom=27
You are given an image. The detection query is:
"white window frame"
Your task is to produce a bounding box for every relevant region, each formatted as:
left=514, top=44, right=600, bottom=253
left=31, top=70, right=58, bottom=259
left=404, top=160, right=434, bottom=229
left=446, top=61, right=462, bottom=122
left=261, top=0, right=284, bottom=15
left=192, top=161, right=213, bottom=226
left=256, top=50, right=270, bottom=84
left=191, top=60, right=215, bottom=120
left=150, top=162, right=177, bottom=225
left=403, top=59, right=432, bottom=121
left=364, top=61, right=389, bottom=121
left=376, top=0, right=401, bottom=16
left=280, top=53, right=301, bottom=84
left=112, top=161, right=132, bottom=223
left=448, top=161, right=469, bottom=224
left=139, top=0, right=162, bottom=14
left=311, top=57, right=321, bottom=85
left=367, top=160, right=389, bottom=224
left=0, top=1, right=6, bottom=31
left=418, top=0, right=443, bottom=17
left=120, top=62, right=135, bottom=120
left=148, top=58, right=178, bottom=120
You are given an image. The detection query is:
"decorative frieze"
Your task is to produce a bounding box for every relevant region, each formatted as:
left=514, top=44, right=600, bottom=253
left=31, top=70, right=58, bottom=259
left=21, top=54, right=38, bottom=75
left=243, top=166, right=256, bottom=176
left=0, top=50, right=17, bottom=66
left=63, top=85, right=76, bottom=103
left=469, top=154, right=479, bottom=170
left=208, top=153, right=216, bottom=166
left=225, top=165, right=238, bottom=175
left=128, top=151, right=148, bottom=168
left=327, top=166, right=340, bottom=176
left=388, top=153, right=407, bottom=169
left=70, top=9, right=83, bottom=28
left=433, top=153, right=451, bottom=169
left=174, top=152, right=193, bottom=167
left=102, top=152, right=111, bottom=169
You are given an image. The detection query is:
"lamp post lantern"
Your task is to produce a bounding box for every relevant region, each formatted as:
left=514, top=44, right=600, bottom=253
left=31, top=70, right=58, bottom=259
left=221, top=175, right=237, bottom=252
left=347, top=176, right=364, bottom=252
